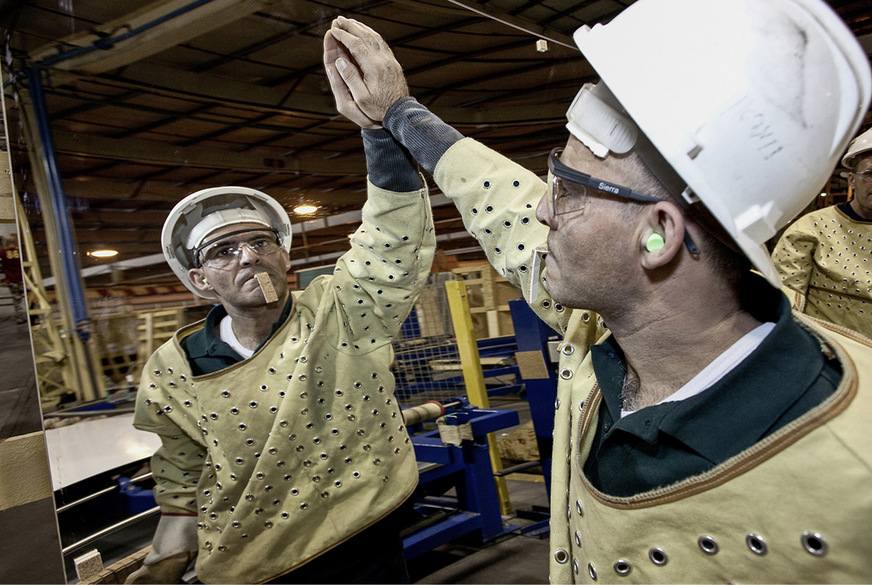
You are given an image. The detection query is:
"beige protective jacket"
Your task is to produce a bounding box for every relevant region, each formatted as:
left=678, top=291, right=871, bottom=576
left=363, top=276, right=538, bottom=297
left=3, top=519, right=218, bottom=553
left=434, top=138, right=872, bottom=584
left=548, top=313, right=872, bottom=584
left=134, top=180, right=435, bottom=583
left=772, top=204, right=872, bottom=338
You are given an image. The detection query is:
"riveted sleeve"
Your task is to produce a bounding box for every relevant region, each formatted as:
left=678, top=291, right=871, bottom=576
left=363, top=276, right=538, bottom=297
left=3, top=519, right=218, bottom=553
left=147, top=433, right=205, bottom=515
left=329, top=179, right=436, bottom=352
left=134, top=354, right=206, bottom=515
left=434, top=138, right=572, bottom=333
left=383, top=98, right=589, bottom=335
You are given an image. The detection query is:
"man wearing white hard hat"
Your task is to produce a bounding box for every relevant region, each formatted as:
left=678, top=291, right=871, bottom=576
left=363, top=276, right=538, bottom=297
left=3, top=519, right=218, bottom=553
left=324, top=0, right=872, bottom=581
left=772, top=126, right=872, bottom=338
left=129, top=132, right=435, bottom=582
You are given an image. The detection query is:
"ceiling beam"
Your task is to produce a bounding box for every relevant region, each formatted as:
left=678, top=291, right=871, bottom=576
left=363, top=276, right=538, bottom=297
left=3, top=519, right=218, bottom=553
left=50, top=127, right=547, bottom=174
left=28, top=0, right=279, bottom=73
left=51, top=129, right=369, bottom=175
left=44, top=60, right=570, bottom=125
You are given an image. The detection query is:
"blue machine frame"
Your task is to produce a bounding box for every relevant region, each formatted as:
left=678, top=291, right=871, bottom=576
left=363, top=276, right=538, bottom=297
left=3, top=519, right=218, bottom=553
left=403, top=401, right=520, bottom=559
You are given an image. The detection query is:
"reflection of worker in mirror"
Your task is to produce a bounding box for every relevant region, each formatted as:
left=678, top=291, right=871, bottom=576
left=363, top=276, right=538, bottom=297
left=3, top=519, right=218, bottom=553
left=324, top=1, right=872, bottom=582
left=0, top=233, right=28, bottom=324
left=128, top=180, right=435, bottom=582
left=771, top=126, right=872, bottom=339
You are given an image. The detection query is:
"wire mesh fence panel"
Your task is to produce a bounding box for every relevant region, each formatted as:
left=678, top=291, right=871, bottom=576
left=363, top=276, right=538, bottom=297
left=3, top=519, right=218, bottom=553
left=391, top=274, right=464, bottom=407
left=391, top=274, right=521, bottom=409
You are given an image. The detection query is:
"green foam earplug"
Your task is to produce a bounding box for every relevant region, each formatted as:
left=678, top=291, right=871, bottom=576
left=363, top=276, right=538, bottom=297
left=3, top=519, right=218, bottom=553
left=646, top=233, right=665, bottom=252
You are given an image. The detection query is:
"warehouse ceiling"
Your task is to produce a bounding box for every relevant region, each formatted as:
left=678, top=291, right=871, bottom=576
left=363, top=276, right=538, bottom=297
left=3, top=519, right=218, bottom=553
left=1, top=0, right=871, bottom=294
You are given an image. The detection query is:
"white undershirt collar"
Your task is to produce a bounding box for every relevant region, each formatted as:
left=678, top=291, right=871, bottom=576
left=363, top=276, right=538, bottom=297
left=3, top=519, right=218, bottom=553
left=620, top=321, right=776, bottom=418
left=219, top=315, right=254, bottom=359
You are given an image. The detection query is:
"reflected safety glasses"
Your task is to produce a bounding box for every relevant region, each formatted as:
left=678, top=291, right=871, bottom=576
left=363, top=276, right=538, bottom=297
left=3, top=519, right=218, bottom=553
left=546, top=148, right=700, bottom=255
left=194, top=228, right=283, bottom=269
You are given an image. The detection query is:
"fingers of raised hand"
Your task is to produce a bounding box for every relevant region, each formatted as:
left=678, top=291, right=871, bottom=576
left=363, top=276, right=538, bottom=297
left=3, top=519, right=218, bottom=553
left=333, top=16, right=387, bottom=50
left=327, top=17, right=408, bottom=123
left=323, top=30, right=381, bottom=129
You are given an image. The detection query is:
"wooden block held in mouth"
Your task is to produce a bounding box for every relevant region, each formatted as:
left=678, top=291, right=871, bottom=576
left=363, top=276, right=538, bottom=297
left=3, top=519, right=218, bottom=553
left=255, top=272, right=279, bottom=303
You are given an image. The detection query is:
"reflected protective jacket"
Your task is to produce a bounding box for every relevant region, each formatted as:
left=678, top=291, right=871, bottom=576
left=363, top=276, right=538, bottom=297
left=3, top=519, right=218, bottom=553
left=771, top=204, right=872, bottom=339
left=134, top=179, right=435, bottom=584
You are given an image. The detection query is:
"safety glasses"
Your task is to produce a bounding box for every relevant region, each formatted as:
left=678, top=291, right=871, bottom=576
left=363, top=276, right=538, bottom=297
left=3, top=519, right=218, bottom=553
left=546, top=148, right=700, bottom=255
left=547, top=147, right=662, bottom=217
left=194, top=228, right=283, bottom=269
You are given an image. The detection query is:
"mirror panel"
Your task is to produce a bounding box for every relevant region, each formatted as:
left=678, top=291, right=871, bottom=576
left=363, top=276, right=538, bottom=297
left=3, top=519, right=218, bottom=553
left=0, top=96, right=65, bottom=583
left=1, top=1, right=866, bottom=582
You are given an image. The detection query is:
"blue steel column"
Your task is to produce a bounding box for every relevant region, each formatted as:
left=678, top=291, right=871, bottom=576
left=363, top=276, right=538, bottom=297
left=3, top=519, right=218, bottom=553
left=23, top=67, right=90, bottom=336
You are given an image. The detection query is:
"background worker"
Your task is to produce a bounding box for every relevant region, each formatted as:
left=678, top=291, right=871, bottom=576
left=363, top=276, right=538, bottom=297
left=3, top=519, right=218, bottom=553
left=324, top=1, right=872, bottom=582
left=0, top=234, right=27, bottom=325
left=772, top=126, right=872, bottom=338
left=128, top=129, right=435, bottom=583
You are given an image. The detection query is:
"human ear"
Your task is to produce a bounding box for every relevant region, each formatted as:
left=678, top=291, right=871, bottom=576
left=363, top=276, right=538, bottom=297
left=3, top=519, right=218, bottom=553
left=188, top=268, right=212, bottom=292
left=639, top=201, right=685, bottom=270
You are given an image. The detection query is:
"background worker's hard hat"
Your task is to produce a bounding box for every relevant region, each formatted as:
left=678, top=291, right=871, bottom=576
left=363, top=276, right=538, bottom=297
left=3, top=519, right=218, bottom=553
left=573, top=0, right=872, bottom=287
left=162, top=186, right=293, bottom=299
left=842, top=127, right=872, bottom=170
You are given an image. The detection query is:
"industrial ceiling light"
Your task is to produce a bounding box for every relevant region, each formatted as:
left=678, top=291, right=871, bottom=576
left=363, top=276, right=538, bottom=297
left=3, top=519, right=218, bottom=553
left=89, top=249, right=118, bottom=258
left=293, top=204, right=318, bottom=215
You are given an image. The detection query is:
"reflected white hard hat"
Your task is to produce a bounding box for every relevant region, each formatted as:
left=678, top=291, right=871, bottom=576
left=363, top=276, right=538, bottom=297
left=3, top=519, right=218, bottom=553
left=162, top=186, right=293, bottom=299
left=842, top=127, right=872, bottom=170
left=571, top=0, right=872, bottom=286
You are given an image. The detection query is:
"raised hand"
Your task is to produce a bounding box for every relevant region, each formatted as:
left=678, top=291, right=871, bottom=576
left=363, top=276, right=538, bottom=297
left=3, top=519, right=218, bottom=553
left=323, top=16, right=410, bottom=128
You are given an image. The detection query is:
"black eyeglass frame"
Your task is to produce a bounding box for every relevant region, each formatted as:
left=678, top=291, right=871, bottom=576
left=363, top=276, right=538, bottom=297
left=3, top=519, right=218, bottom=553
left=546, top=147, right=701, bottom=255
left=193, top=227, right=283, bottom=269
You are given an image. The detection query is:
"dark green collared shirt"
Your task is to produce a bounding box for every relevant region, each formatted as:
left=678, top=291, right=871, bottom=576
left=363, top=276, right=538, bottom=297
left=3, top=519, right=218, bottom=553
left=180, top=297, right=294, bottom=376
left=837, top=200, right=872, bottom=223
left=583, top=280, right=842, bottom=497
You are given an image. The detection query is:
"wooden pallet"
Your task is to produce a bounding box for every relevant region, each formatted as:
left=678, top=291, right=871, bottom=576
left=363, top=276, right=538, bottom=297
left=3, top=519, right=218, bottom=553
left=451, top=263, right=522, bottom=339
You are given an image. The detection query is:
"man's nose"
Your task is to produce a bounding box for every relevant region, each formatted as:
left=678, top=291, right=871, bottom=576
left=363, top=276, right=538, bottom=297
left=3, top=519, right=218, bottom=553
left=535, top=191, right=557, bottom=229
left=237, top=243, right=261, bottom=264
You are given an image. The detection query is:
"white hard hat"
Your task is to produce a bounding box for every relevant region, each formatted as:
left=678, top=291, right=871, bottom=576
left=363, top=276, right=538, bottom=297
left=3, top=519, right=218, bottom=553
left=571, top=0, right=872, bottom=287
left=162, top=186, right=293, bottom=299
left=842, top=127, right=872, bottom=170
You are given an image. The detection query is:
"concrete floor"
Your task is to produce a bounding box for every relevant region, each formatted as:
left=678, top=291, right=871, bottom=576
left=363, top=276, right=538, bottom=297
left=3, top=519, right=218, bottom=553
left=0, top=300, right=40, bottom=438
left=409, top=476, right=551, bottom=584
